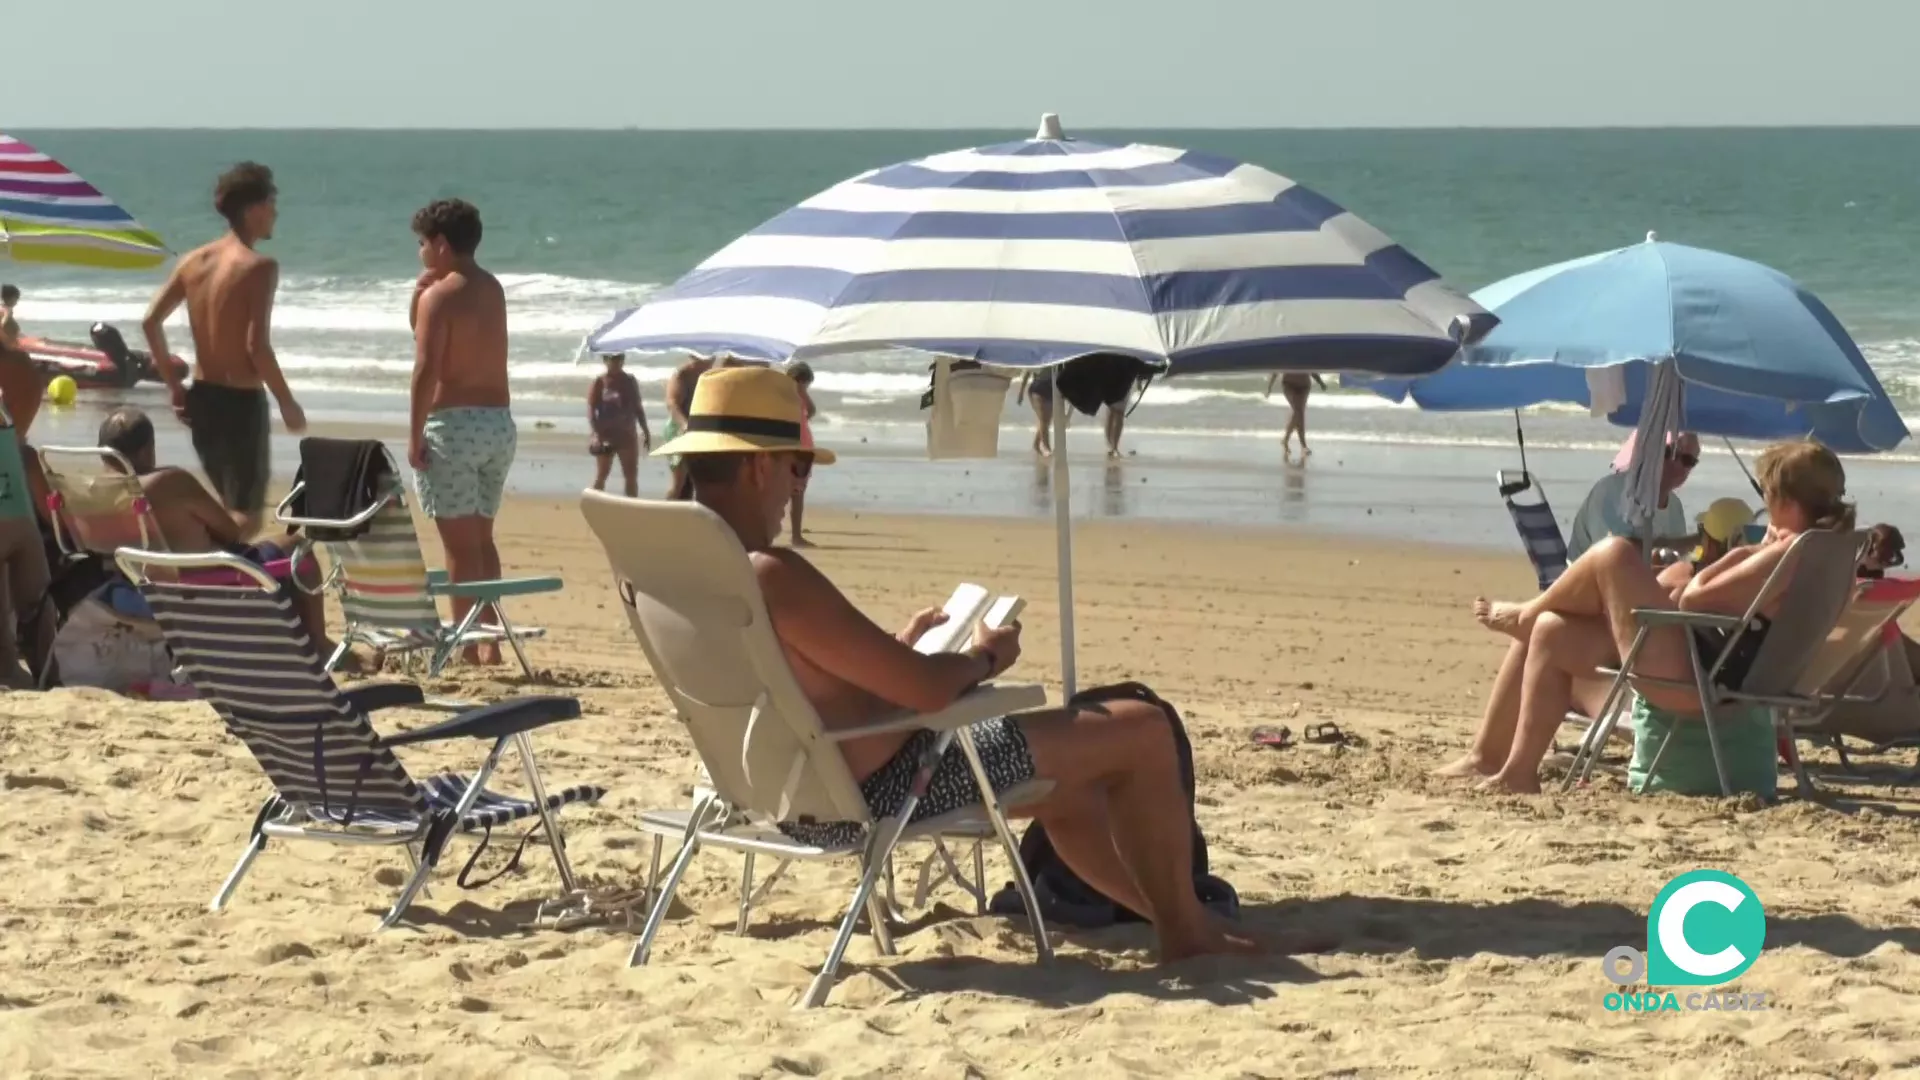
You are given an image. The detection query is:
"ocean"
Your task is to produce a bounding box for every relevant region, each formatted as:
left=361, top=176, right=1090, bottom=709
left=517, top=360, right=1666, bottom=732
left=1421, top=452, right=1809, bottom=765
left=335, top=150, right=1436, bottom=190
left=8, top=127, right=1920, bottom=540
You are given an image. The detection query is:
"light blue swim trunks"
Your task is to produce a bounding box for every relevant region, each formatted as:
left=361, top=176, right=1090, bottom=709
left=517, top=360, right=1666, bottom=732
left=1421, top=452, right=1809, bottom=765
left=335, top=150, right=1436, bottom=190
left=417, top=407, right=517, bottom=519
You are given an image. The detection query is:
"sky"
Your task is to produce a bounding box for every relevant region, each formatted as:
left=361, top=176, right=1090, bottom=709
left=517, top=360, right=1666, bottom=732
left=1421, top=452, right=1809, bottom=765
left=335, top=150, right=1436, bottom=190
left=7, top=0, right=1920, bottom=129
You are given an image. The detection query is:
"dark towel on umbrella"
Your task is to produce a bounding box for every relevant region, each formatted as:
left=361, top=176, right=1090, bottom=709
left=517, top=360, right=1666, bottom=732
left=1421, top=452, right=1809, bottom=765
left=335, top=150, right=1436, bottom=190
left=289, top=438, right=392, bottom=540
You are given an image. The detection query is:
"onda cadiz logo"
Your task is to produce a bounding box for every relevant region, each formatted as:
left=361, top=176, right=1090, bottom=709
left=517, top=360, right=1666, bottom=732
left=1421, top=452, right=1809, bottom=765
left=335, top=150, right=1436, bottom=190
left=1601, top=870, right=1770, bottom=1013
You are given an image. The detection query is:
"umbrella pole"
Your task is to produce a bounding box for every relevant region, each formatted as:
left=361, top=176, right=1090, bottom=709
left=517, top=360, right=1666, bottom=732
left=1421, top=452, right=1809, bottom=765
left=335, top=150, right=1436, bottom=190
left=1051, top=394, right=1077, bottom=699
left=1723, top=437, right=1763, bottom=498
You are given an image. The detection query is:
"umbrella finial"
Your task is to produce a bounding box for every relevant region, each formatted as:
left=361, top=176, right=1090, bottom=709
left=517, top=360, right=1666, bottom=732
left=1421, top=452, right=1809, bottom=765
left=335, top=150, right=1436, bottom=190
left=1035, top=113, right=1065, bottom=140
left=1646, top=230, right=1659, bottom=243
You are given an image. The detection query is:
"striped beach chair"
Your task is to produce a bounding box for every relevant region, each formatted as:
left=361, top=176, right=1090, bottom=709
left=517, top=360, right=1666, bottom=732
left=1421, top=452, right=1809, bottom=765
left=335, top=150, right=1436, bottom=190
left=118, top=547, right=605, bottom=928
left=280, top=473, right=561, bottom=679
left=1497, top=469, right=1569, bottom=591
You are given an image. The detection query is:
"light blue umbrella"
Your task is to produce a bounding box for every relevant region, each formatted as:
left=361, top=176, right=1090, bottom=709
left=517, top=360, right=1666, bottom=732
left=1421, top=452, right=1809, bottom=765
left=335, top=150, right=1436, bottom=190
left=1348, top=236, right=1909, bottom=454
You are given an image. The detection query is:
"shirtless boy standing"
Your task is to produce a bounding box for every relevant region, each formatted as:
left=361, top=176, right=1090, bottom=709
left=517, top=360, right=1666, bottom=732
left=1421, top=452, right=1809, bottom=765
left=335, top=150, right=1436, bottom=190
left=661, top=354, right=714, bottom=498
left=142, top=163, right=307, bottom=536
left=408, top=198, right=513, bottom=666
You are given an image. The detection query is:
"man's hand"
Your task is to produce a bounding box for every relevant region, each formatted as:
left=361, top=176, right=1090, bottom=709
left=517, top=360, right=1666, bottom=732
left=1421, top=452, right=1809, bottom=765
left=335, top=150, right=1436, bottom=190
left=641, top=430, right=652, bottom=452
left=896, top=606, right=949, bottom=647
left=281, top=399, right=308, bottom=434
left=408, top=434, right=429, bottom=472
left=970, top=620, right=1023, bottom=678
left=170, top=382, right=191, bottom=426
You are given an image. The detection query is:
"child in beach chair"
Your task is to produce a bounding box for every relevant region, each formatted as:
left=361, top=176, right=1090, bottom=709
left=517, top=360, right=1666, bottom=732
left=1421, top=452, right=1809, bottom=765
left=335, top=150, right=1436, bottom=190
left=117, top=546, right=604, bottom=928
left=277, top=438, right=561, bottom=678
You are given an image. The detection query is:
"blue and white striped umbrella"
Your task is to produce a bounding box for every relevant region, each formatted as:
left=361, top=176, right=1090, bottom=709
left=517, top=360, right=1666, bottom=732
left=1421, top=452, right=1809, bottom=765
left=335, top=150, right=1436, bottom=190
left=589, top=115, right=1493, bottom=376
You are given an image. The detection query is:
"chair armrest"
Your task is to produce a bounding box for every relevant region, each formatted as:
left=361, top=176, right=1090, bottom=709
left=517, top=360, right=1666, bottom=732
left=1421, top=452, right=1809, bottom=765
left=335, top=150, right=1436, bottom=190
left=427, top=570, right=565, bottom=600
left=377, top=694, right=582, bottom=747
left=1632, top=609, right=1742, bottom=631
left=342, top=682, right=427, bottom=714
left=827, top=682, right=1049, bottom=743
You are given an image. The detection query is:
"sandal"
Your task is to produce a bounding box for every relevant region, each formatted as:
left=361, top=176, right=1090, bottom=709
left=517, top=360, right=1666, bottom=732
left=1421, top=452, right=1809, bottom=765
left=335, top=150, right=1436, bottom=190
left=1250, top=725, right=1294, bottom=749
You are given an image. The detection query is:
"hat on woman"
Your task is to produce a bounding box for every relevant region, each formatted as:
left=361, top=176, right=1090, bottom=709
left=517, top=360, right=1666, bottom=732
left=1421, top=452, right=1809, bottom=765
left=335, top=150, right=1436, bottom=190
left=650, top=366, right=837, bottom=464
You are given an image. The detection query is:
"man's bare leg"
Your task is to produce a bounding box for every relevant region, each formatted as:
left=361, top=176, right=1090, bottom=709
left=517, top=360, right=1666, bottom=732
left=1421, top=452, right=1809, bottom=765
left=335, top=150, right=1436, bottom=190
left=433, top=515, right=500, bottom=666
left=591, top=452, right=613, bottom=492
left=1020, top=698, right=1263, bottom=961
left=474, top=520, right=504, bottom=665
left=1437, top=638, right=1528, bottom=779
left=618, top=442, right=639, bottom=498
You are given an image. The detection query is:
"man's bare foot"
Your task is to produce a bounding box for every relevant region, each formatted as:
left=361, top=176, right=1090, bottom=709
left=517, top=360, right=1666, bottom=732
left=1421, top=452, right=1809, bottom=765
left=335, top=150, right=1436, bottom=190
left=1473, top=597, right=1529, bottom=640
left=335, top=644, right=385, bottom=676
left=1433, top=754, right=1499, bottom=779
left=1301, top=444, right=1313, bottom=456
left=1475, top=772, right=1542, bottom=795
left=791, top=535, right=814, bottom=548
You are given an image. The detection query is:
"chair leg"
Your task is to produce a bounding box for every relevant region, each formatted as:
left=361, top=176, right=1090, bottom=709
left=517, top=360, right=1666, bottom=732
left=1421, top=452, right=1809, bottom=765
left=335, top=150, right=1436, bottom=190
left=736, top=852, right=757, bottom=935
left=210, top=797, right=281, bottom=911
left=646, top=835, right=664, bottom=903
left=513, top=732, right=579, bottom=894
left=798, top=846, right=898, bottom=1009
left=494, top=606, right=537, bottom=680
left=380, top=844, right=441, bottom=930
left=405, top=842, right=432, bottom=901
left=954, top=726, right=1053, bottom=964
left=631, top=832, right=702, bottom=967
left=210, top=832, right=267, bottom=911
left=1780, top=715, right=1816, bottom=798
left=974, top=840, right=987, bottom=915
left=863, top=857, right=898, bottom=957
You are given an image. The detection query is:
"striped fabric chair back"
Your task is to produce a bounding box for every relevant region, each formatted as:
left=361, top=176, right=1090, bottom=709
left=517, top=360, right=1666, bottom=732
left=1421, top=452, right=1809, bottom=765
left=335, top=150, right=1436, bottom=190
left=323, top=489, right=441, bottom=637
left=141, top=579, right=427, bottom=822
left=1498, top=472, right=1568, bottom=591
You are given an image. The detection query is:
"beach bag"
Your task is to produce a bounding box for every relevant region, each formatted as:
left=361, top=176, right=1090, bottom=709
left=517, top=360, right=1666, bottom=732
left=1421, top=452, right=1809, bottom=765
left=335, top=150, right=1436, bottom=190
left=1629, top=695, right=1777, bottom=798
left=921, top=357, right=1011, bottom=459
left=989, top=682, right=1239, bottom=927
left=49, top=595, right=177, bottom=694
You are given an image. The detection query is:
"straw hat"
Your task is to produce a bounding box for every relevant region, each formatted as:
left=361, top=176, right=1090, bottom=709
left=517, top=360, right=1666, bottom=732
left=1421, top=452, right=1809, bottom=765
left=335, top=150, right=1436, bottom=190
left=1696, top=497, right=1756, bottom=542
left=650, top=365, right=837, bottom=464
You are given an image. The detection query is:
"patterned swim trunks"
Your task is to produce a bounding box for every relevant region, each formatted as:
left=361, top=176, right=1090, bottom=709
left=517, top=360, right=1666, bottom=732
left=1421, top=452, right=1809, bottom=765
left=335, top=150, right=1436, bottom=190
left=417, top=407, right=517, bottom=519
left=778, top=716, right=1036, bottom=849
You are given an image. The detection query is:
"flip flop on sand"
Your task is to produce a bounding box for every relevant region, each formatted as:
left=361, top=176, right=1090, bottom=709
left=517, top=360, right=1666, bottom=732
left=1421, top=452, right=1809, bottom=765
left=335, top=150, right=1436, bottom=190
left=1304, top=722, right=1350, bottom=746
left=1250, top=725, right=1294, bottom=749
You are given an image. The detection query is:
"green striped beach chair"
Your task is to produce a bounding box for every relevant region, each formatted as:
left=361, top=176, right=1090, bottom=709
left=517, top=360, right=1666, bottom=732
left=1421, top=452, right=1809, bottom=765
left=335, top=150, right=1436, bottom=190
left=280, top=473, right=562, bottom=679
left=116, top=547, right=604, bottom=928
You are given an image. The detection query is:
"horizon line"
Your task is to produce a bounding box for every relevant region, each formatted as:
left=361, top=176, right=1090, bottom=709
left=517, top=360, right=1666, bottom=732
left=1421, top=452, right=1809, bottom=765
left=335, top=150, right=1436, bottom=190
left=10, top=122, right=1920, bottom=134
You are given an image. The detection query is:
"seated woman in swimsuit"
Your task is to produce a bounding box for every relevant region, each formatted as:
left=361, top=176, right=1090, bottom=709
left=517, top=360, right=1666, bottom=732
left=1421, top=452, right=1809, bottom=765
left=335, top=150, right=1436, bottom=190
left=1437, top=440, right=1855, bottom=794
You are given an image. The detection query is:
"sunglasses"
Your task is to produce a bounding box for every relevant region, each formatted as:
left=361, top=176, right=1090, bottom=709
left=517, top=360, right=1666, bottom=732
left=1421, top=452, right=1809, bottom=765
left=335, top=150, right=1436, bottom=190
left=1667, top=451, right=1700, bottom=469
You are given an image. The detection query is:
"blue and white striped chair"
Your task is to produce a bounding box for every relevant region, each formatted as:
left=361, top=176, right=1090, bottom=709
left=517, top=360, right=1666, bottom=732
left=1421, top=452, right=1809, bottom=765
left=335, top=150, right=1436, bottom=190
left=1497, top=470, right=1569, bottom=591
left=117, top=548, right=606, bottom=929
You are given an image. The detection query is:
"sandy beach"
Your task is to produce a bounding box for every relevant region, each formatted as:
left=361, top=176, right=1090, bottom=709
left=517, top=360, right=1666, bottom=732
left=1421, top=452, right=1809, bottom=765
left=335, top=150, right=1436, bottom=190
left=3, top=491, right=1919, bottom=1078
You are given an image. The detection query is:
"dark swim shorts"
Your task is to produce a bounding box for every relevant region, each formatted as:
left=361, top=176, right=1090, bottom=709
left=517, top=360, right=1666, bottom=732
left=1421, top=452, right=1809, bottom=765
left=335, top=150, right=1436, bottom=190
left=185, top=381, right=271, bottom=514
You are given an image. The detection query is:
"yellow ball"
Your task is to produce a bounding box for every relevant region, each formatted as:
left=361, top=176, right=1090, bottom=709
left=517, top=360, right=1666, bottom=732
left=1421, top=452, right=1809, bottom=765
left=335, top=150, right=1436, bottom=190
left=45, top=375, right=77, bottom=406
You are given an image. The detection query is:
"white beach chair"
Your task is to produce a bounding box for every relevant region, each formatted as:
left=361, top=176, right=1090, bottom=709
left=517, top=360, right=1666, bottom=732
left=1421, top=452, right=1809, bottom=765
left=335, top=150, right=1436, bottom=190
left=1563, top=529, right=1866, bottom=796
left=578, top=491, right=1055, bottom=1009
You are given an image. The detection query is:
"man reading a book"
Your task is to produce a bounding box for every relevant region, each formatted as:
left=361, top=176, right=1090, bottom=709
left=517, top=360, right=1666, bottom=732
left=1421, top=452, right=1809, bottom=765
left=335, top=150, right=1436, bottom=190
left=655, top=366, right=1262, bottom=962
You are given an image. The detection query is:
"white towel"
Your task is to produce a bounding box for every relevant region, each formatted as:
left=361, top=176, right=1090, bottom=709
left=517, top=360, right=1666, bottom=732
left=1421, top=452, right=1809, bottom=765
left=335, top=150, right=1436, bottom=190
left=1586, top=365, right=1627, bottom=418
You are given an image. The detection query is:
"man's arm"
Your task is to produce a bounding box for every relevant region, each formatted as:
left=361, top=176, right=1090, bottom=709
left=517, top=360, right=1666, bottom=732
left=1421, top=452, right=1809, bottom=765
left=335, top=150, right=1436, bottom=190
left=632, top=376, right=651, bottom=443
left=245, top=260, right=303, bottom=431
left=0, top=315, right=17, bottom=352
left=410, top=282, right=449, bottom=470
left=755, top=550, right=997, bottom=717
left=142, top=265, right=190, bottom=415
left=587, top=375, right=605, bottom=427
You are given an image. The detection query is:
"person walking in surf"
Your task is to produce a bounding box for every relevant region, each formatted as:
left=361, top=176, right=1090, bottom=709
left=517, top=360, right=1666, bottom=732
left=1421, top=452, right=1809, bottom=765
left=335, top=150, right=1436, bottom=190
left=1266, top=372, right=1326, bottom=459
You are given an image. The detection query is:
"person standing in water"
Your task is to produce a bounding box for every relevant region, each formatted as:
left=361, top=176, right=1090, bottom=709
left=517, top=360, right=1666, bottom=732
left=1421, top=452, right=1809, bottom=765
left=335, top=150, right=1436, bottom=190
left=662, top=354, right=716, bottom=498
left=1266, top=372, right=1326, bottom=458
left=785, top=360, right=818, bottom=546
left=588, top=351, right=649, bottom=497
left=1017, top=368, right=1057, bottom=456
left=142, top=162, right=307, bottom=536
left=408, top=198, right=514, bottom=667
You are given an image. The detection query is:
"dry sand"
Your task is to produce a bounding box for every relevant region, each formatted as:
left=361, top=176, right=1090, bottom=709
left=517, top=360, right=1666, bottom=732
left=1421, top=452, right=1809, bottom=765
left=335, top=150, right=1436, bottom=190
left=4, top=497, right=1919, bottom=1078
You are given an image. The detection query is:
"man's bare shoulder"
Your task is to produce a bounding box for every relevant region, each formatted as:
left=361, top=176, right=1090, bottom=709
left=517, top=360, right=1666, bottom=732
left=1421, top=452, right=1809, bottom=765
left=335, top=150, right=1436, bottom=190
left=751, top=546, right=841, bottom=608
